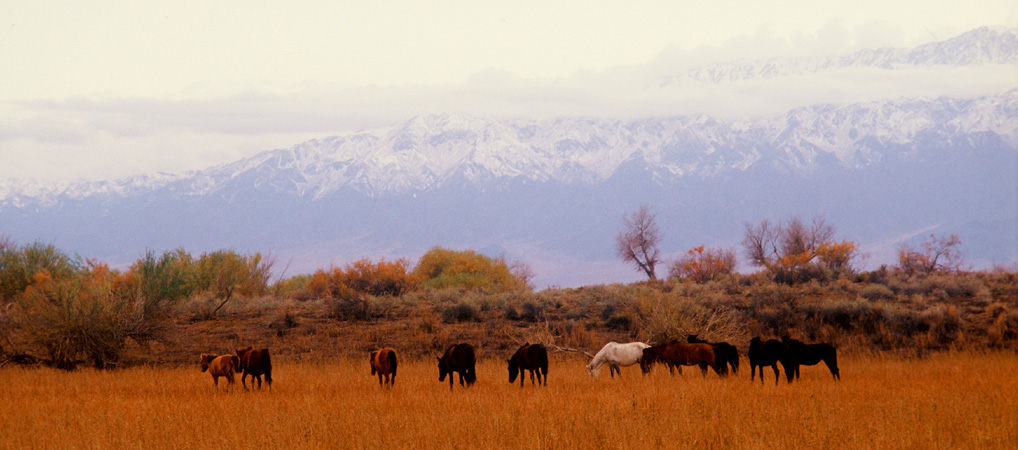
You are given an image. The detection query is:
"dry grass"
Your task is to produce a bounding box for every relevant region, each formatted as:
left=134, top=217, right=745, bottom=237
left=1, top=352, right=1016, bottom=449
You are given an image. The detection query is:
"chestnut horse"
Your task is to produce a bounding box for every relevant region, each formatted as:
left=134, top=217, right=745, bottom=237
left=200, top=353, right=240, bottom=388
left=369, top=347, right=399, bottom=387
left=235, top=346, right=273, bottom=390
left=687, top=334, right=740, bottom=376
left=748, top=337, right=790, bottom=385
left=782, top=336, right=840, bottom=381
left=639, top=341, right=718, bottom=376
left=437, top=343, right=476, bottom=390
left=508, top=343, right=548, bottom=387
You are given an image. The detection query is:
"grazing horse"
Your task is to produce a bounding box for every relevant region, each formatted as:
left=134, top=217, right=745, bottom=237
left=587, top=342, right=650, bottom=378
left=748, top=337, right=790, bottom=385
left=369, top=348, right=399, bottom=387
left=687, top=335, right=740, bottom=376
left=782, top=336, right=840, bottom=381
left=200, top=353, right=240, bottom=389
left=508, top=343, right=549, bottom=387
left=639, top=341, right=718, bottom=376
left=437, top=343, right=476, bottom=390
left=235, top=346, right=273, bottom=390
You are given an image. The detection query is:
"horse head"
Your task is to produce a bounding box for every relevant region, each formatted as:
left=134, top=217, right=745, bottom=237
left=199, top=353, right=213, bottom=372
left=437, top=356, right=448, bottom=382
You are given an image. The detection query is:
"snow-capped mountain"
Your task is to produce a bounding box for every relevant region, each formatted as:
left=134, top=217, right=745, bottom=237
left=1, top=27, right=1016, bottom=287
left=5, top=91, right=1014, bottom=205
left=664, top=27, right=1017, bottom=85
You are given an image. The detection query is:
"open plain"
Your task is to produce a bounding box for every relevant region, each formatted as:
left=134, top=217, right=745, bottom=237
left=2, top=352, right=1015, bottom=449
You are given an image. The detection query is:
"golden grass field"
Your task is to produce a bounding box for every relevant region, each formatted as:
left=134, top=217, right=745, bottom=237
left=1, top=352, right=1016, bottom=450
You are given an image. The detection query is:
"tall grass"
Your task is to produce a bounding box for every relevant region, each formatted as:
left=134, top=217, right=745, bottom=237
left=1, top=352, right=1015, bottom=449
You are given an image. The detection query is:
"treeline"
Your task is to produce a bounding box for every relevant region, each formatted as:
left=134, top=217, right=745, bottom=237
left=1, top=225, right=1016, bottom=369
left=0, top=238, right=530, bottom=369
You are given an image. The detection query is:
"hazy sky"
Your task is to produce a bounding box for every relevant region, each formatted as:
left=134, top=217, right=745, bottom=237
left=2, top=0, right=1016, bottom=183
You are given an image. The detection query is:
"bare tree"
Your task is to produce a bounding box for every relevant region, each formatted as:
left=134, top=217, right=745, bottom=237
left=616, top=205, right=661, bottom=280
left=897, top=233, right=966, bottom=275
left=742, top=219, right=779, bottom=270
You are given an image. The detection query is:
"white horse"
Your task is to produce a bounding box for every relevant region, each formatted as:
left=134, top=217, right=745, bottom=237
left=587, top=342, right=650, bottom=378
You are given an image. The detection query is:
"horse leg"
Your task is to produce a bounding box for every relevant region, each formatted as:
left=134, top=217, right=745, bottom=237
left=255, top=374, right=262, bottom=389
left=771, top=364, right=780, bottom=386
left=240, top=372, right=248, bottom=390
left=378, top=372, right=384, bottom=387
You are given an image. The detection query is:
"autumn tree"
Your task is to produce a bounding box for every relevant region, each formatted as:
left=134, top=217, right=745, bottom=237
left=13, top=261, right=172, bottom=369
left=412, top=247, right=529, bottom=292
left=897, top=233, right=966, bottom=275
left=669, top=245, right=737, bottom=283
left=0, top=238, right=79, bottom=304
left=193, top=250, right=273, bottom=314
left=742, top=215, right=859, bottom=283
left=616, top=205, right=661, bottom=281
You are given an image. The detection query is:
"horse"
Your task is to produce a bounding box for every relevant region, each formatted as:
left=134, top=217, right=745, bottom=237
left=437, top=343, right=476, bottom=390
left=587, top=342, right=650, bottom=378
left=687, top=334, right=740, bottom=376
left=782, top=336, right=840, bottom=381
left=508, top=343, right=548, bottom=387
left=369, top=348, right=399, bottom=387
left=235, top=346, right=273, bottom=390
left=748, top=337, right=790, bottom=385
left=200, top=353, right=240, bottom=389
left=639, top=341, right=718, bottom=376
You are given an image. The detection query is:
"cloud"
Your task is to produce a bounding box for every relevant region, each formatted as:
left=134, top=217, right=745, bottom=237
left=2, top=24, right=1014, bottom=183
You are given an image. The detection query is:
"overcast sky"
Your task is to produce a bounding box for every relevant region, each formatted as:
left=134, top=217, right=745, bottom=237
left=2, top=0, right=1016, bottom=183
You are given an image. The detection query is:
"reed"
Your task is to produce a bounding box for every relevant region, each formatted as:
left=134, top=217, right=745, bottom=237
left=1, top=352, right=1015, bottom=449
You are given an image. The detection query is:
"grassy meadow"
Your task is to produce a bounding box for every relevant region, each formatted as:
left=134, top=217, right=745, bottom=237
left=2, top=352, right=1016, bottom=450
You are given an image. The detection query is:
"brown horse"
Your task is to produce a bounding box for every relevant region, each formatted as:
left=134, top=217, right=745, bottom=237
left=782, top=336, right=840, bottom=381
left=748, top=337, right=790, bottom=385
left=370, top=347, right=399, bottom=387
left=235, top=347, right=273, bottom=390
left=687, top=334, right=740, bottom=376
left=437, top=343, right=476, bottom=390
left=200, top=353, right=240, bottom=388
left=639, top=341, right=718, bottom=376
left=507, top=343, right=548, bottom=387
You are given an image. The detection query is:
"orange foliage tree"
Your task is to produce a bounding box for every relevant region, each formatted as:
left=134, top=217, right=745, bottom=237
left=742, top=215, right=859, bottom=283
left=669, top=245, right=737, bottom=283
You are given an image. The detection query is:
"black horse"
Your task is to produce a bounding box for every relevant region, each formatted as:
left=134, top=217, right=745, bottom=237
left=782, top=336, right=840, bottom=381
left=437, top=343, right=476, bottom=389
left=748, top=337, right=790, bottom=385
left=508, top=343, right=548, bottom=387
left=687, top=334, right=740, bottom=376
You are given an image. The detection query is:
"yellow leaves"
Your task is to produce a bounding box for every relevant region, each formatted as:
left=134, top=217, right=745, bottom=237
left=671, top=245, right=736, bottom=283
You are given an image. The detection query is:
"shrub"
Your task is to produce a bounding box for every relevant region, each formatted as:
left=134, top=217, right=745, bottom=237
left=669, top=245, right=737, bottom=283
left=860, top=284, right=896, bottom=301
left=340, top=257, right=419, bottom=297
left=441, top=301, right=480, bottom=323
left=0, top=239, right=79, bottom=304
left=413, top=247, right=528, bottom=293
left=13, top=262, right=171, bottom=369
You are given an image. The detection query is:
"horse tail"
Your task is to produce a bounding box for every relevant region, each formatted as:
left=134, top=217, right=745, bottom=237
left=263, top=351, right=273, bottom=385
left=731, top=347, right=740, bottom=374
left=230, top=355, right=241, bottom=373
left=388, top=349, right=398, bottom=375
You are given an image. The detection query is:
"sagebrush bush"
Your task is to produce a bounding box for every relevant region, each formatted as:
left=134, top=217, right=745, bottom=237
left=441, top=300, right=480, bottom=323
left=860, top=284, right=895, bottom=301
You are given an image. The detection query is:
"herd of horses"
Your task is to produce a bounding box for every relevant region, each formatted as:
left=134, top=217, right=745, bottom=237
left=200, top=336, right=838, bottom=390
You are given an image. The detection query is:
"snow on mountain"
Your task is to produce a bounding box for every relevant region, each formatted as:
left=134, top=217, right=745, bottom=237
left=663, top=27, right=1018, bottom=85
left=2, top=90, right=1015, bottom=207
